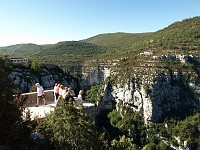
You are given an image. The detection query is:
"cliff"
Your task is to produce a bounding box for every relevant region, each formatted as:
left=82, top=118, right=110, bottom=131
left=82, top=50, right=200, bottom=123
left=9, top=63, right=80, bottom=93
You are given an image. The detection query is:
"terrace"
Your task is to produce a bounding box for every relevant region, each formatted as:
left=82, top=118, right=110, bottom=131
left=22, top=90, right=95, bottom=120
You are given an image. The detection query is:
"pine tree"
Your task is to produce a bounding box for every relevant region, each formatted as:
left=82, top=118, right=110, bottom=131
left=37, top=101, right=106, bottom=150
left=0, top=57, right=31, bottom=149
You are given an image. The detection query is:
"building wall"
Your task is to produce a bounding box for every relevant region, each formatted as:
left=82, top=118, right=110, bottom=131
left=10, top=58, right=28, bottom=63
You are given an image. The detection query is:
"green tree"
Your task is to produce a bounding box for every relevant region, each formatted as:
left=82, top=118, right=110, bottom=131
left=110, top=135, right=139, bottom=150
left=142, top=143, right=157, bottom=150
left=156, top=141, right=171, bottom=150
left=31, top=60, right=40, bottom=71
left=37, top=102, right=105, bottom=150
left=108, top=109, right=122, bottom=128
left=85, top=84, right=103, bottom=103
left=0, top=57, right=31, bottom=149
left=108, top=107, right=146, bottom=146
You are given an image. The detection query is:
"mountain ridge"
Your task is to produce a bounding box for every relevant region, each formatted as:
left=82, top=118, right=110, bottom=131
left=0, top=16, right=199, bottom=71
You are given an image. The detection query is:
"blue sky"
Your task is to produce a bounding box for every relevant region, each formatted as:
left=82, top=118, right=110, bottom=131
left=0, top=0, right=199, bottom=46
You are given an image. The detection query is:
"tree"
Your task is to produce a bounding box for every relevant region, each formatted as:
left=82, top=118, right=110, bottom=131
left=142, top=143, right=157, bottom=150
left=37, top=101, right=105, bottom=150
left=108, top=109, right=122, bottom=128
left=85, top=84, right=103, bottom=103
left=31, top=60, right=40, bottom=71
left=108, top=107, right=146, bottom=147
left=110, top=135, right=139, bottom=150
left=156, top=141, right=170, bottom=150
left=0, top=57, right=31, bottom=149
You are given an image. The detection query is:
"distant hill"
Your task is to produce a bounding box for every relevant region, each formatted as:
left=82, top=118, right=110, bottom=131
left=0, top=41, right=105, bottom=71
left=148, top=16, right=200, bottom=48
left=82, top=32, right=151, bottom=54
left=0, top=43, right=48, bottom=57
left=120, top=16, right=200, bottom=56
left=111, top=16, right=200, bottom=76
left=0, top=33, right=151, bottom=71
left=32, top=41, right=104, bottom=57
left=29, top=41, right=106, bottom=72
left=82, top=32, right=151, bottom=47
left=0, top=16, right=199, bottom=71
left=82, top=17, right=200, bottom=57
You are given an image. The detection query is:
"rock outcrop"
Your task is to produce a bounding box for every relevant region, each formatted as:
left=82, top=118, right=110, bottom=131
left=9, top=64, right=80, bottom=93
left=83, top=51, right=200, bottom=123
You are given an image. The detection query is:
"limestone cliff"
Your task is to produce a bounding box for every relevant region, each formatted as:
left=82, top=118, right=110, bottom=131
left=9, top=64, right=80, bottom=92
left=82, top=51, right=200, bottom=123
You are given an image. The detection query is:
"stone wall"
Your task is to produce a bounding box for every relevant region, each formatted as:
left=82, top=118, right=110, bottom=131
left=22, top=90, right=54, bottom=106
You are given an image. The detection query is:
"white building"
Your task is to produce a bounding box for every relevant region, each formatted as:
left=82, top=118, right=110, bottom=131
left=9, top=57, right=28, bottom=64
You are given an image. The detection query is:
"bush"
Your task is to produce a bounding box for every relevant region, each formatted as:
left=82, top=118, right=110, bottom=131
left=37, top=102, right=105, bottom=150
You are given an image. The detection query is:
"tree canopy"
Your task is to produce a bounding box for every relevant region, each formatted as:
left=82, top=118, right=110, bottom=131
left=0, top=57, right=31, bottom=149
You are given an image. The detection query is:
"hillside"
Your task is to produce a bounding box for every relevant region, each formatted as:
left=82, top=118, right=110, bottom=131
left=119, top=16, right=200, bottom=56
left=0, top=43, right=49, bottom=57
left=146, top=16, right=200, bottom=49
left=107, top=17, right=200, bottom=81
left=30, top=41, right=106, bottom=71
left=0, top=33, right=153, bottom=72
left=82, top=32, right=151, bottom=53
left=32, top=41, right=104, bottom=57
left=0, top=41, right=105, bottom=72
left=0, top=17, right=199, bottom=72
left=0, top=32, right=152, bottom=59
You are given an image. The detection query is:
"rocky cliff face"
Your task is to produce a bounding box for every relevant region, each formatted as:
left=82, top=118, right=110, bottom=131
left=82, top=59, right=118, bottom=86
left=82, top=51, right=200, bottom=123
left=105, top=71, right=199, bottom=123
left=9, top=64, right=80, bottom=92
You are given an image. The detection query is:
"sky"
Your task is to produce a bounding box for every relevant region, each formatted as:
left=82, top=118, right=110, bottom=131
left=0, top=0, right=200, bottom=47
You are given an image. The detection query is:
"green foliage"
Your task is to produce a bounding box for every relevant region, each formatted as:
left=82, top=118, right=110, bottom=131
left=156, top=141, right=170, bottom=150
left=172, top=113, right=200, bottom=148
left=108, top=109, right=122, bottom=128
left=31, top=60, right=41, bottom=71
left=37, top=102, right=105, bottom=150
left=142, top=143, right=157, bottom=150
left=143, top=141, right=173, bottom=150
left=110, top=135, right=139, bottom=150
left=85, top=84, right=103, bottom=103
left=0, top=43, right=44, bottom=57
left=82, top=32, right=151, bottom=55
left=108, top=107, right=146, bottom=147
left=0, top=57, right=31, bottom=149
left=147, top=112, right=200, bottom=149
left=108, top=108, right=144, bottom=133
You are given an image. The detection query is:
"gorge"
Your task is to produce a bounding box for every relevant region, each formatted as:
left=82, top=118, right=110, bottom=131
left=0, top=16, right=199, bottom=149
